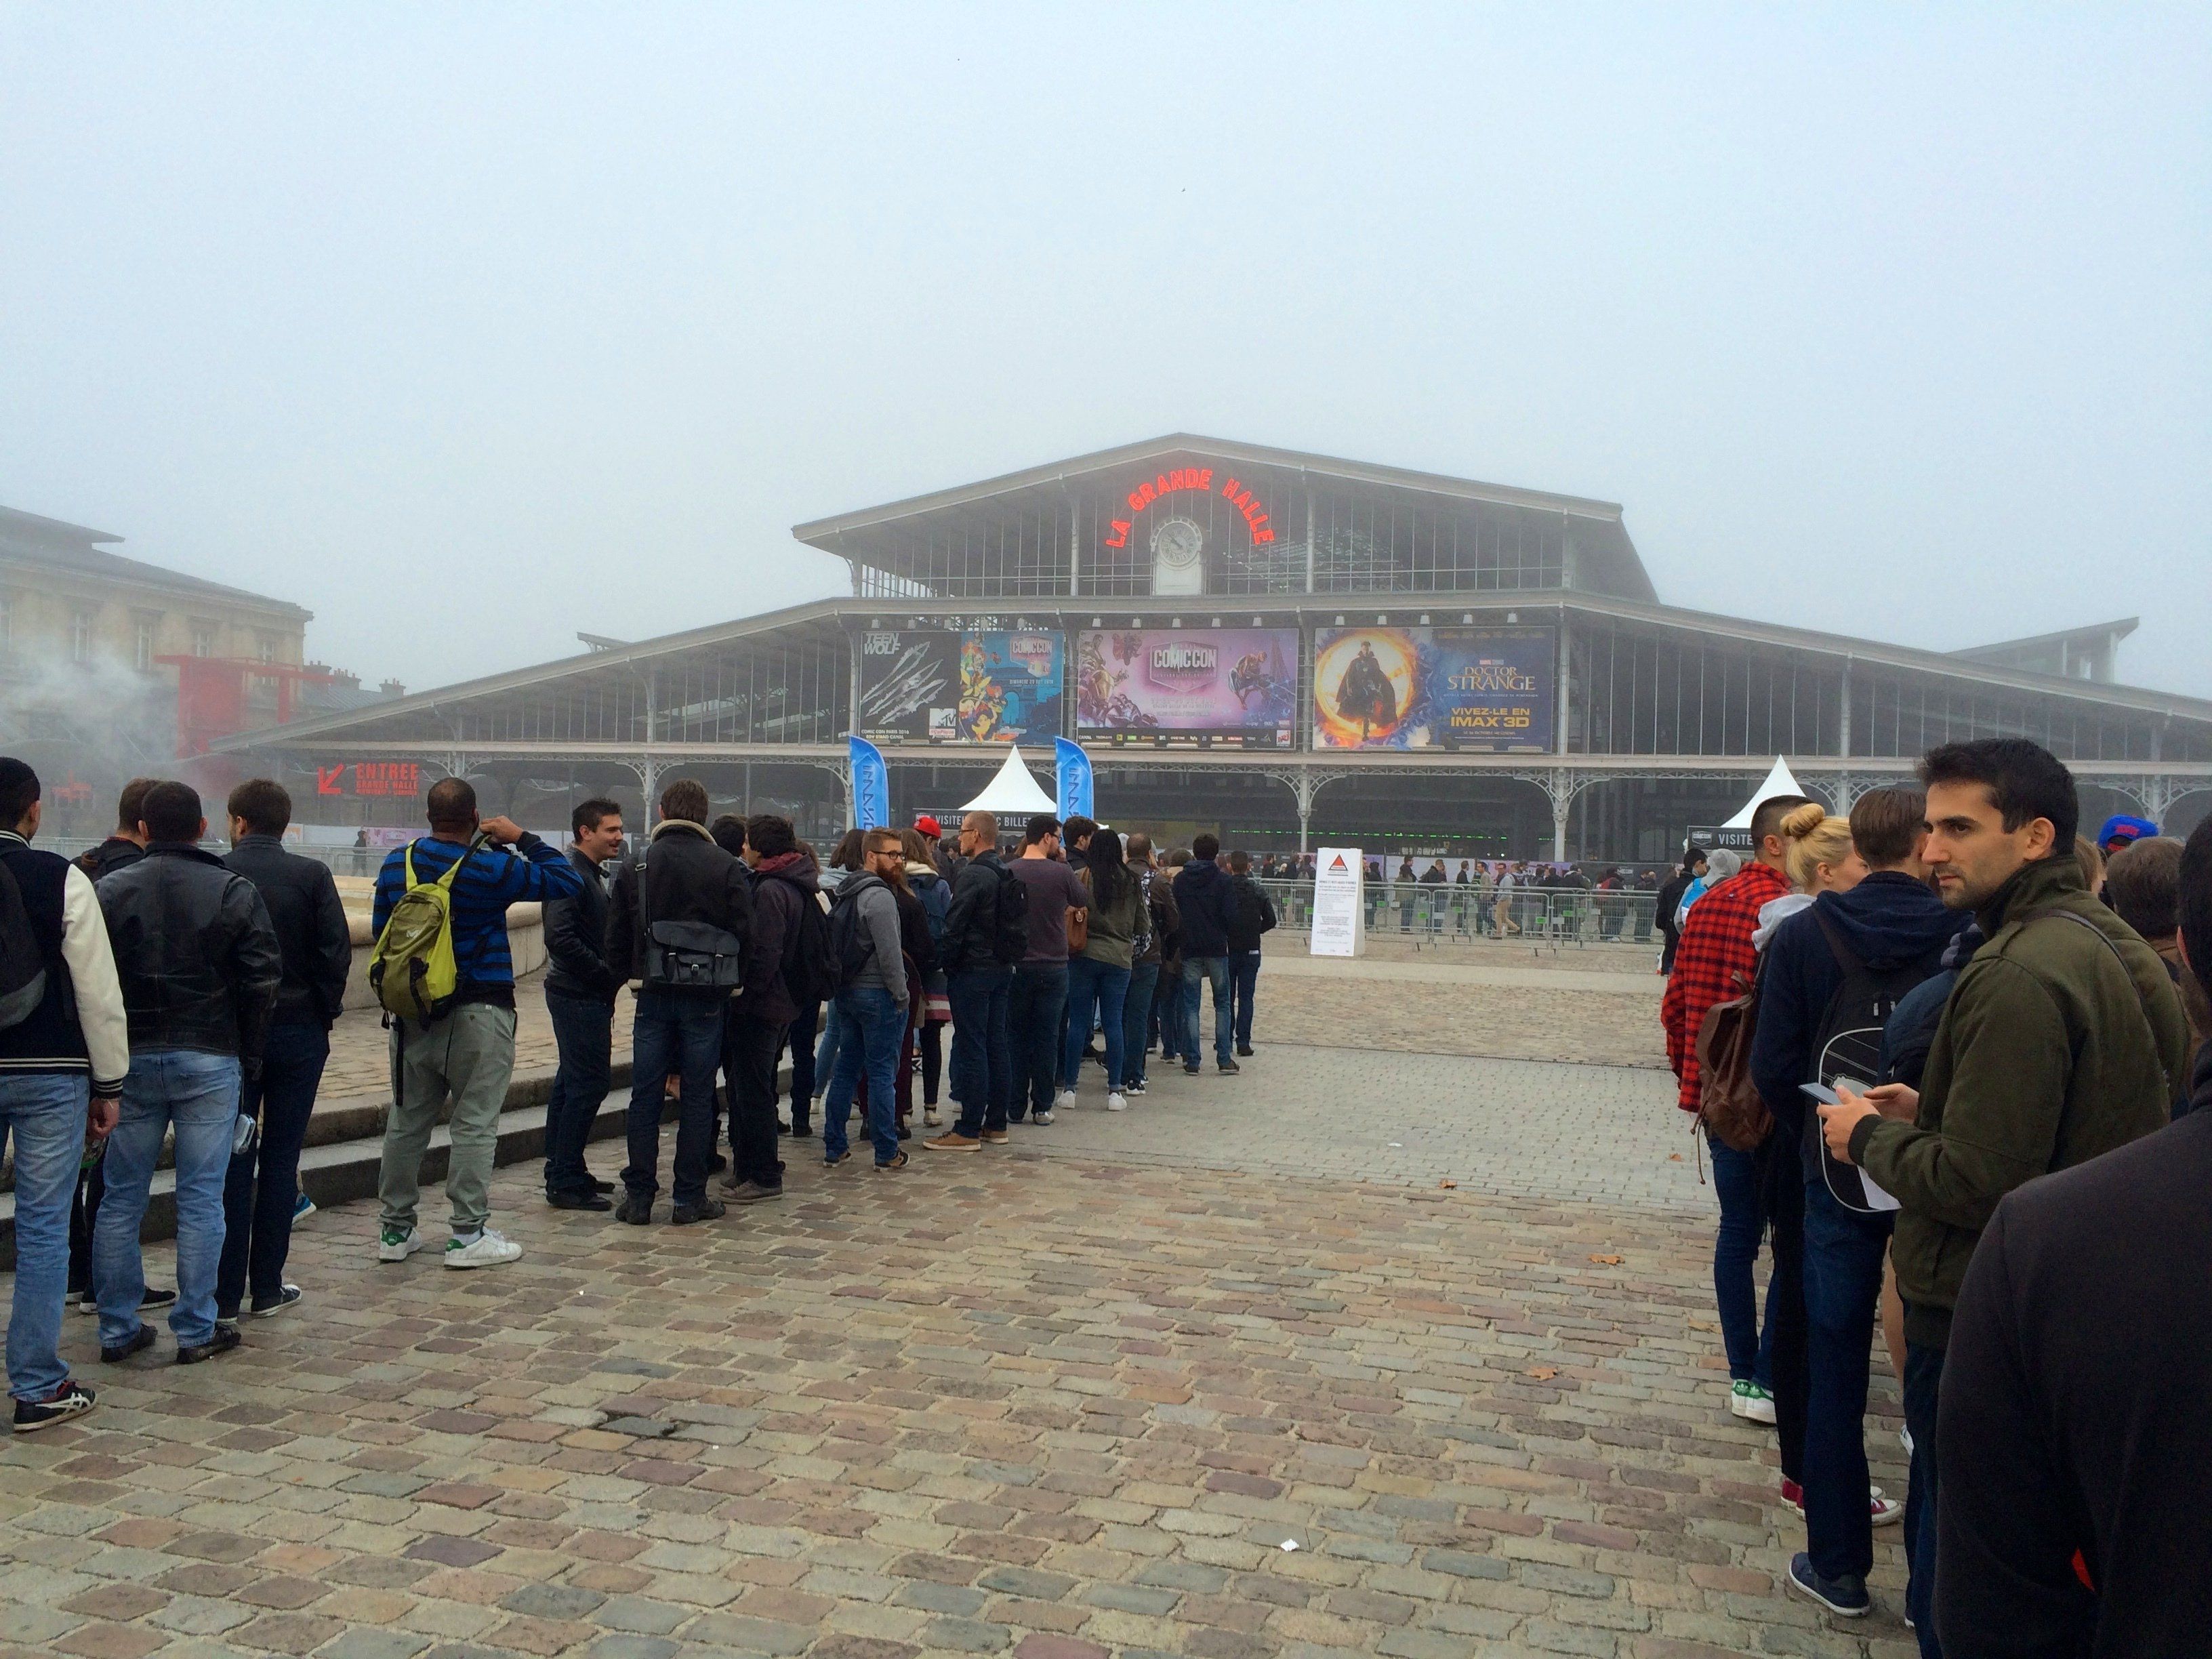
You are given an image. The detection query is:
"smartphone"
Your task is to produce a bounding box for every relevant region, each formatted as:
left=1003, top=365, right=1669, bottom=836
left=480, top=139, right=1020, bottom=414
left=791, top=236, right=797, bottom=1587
left=1799, top=1082, right=1841, bottom=1106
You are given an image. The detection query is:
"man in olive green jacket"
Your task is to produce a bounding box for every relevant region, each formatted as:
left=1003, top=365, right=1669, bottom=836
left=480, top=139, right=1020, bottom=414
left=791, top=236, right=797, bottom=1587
left=1817, top=739, right=2188, bottom=1642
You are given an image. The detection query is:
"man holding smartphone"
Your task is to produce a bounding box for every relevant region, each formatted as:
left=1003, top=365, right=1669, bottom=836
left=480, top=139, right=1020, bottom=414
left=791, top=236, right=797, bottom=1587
left=1817, top=741, right=2186, bottom=1650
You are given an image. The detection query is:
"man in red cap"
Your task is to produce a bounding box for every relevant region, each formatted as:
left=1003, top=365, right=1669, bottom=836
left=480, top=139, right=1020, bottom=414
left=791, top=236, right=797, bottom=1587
left=916, top=816, right=957, bottom=880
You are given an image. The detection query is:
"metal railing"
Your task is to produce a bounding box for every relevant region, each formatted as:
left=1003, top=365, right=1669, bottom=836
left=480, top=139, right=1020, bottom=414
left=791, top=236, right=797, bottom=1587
left=1250, top=879, right=1660, bottom=948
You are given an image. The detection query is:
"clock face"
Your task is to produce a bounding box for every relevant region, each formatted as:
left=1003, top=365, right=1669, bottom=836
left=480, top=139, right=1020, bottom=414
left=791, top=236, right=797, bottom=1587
left=1151, top=517, right=1204, bottom=568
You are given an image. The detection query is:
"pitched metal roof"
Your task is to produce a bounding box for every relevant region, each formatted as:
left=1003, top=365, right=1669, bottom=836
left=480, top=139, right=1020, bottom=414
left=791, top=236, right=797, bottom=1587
left=207, top=586, right=2212, bottom=753
left=792, top=433, right=1658, bottom=603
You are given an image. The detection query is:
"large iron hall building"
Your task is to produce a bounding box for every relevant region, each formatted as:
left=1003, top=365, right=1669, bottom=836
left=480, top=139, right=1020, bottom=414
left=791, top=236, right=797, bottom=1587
left=215, top=436, right=2212, bottom=859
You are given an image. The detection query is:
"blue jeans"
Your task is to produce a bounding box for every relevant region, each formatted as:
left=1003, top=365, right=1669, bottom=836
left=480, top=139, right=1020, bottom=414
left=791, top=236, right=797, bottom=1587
left=1707, top=1131, right=1774, bottom=1388
left=96, top=1050, right=240, bottom=1349
left=1, top=1074, right=89, bottom=1401
left=1180, top=956, right=1232, bottom=1066
left=1229, top=950, right=1261, bottom=1048
left=1802, top=1176, right=1893, bottom=1582
left=823, top=985, right=904, bottom=1164
left=1008, top=962, right=1067, bottom=1117
left=218, top=1022, right=329, bottom=1315
left=812, top=1010, right=843, bottom=1102
left=542, top=989, right=613, bottom=1198
left=622, top=988, right=724, bottom=1206
left=786, top=1000, right=819, bottom=1128
left=949, top=966, right=1012, bottom=1136
left=1122, top=960, right=1160, bottom=1086
left=1061, top=957, right=1132, bottom=1090
left=1903, top=1336, right=1944, bottom=1656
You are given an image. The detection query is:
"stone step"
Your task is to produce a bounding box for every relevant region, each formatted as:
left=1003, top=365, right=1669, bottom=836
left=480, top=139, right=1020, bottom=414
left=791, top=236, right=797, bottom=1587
left=0, top=1055, right=813, bottom=1269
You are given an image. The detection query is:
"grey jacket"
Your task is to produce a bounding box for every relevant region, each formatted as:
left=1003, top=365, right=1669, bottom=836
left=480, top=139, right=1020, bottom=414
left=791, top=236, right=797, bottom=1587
left=834, top=872, right=909, bottom=1006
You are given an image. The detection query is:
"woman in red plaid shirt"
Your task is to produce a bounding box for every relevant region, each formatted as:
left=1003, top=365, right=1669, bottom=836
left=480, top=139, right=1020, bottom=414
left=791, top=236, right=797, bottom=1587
left=1662, top=796, right=1811, bottom=1428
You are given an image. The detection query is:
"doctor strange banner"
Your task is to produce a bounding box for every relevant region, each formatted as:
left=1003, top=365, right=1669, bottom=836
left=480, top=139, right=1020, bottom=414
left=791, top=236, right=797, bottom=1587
left=1312, top=626, right=1556, bottom=752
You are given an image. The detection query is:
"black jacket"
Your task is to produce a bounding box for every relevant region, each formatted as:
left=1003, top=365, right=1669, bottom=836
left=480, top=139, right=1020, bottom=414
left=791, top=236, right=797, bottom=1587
left=1938, top=1108, right=2212, bottom=1655
left=941, top=848, right=1010, bottom=975
left=1172, top=859, right=1236, bottom=958
left=77, top=836, right=146, bottom=882
left=544, top=846, right=617, bottom=1003
left=96, top=842, right=282, bottom=1065
left=1225, top=872, right=1278, bottom=954
left=740, top=851, right=817, bottom=1028
left=224, top=834, right=352, bottom=1029
left=605, top=819, right=754, bottom=989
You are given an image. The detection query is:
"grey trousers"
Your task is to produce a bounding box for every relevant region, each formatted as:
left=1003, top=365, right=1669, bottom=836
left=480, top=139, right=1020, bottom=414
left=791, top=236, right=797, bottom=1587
left=379, top=1002, right=517, bottom=1235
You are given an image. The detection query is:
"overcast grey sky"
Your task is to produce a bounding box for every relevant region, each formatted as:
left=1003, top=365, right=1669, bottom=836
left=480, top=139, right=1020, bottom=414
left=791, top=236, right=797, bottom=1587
left=4, top=4, right=2207, bottom=697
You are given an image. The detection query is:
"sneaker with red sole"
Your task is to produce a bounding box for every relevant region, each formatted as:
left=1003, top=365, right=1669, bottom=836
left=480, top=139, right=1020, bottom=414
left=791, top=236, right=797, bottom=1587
left=1781, top=1479, right=1904, bottom=1527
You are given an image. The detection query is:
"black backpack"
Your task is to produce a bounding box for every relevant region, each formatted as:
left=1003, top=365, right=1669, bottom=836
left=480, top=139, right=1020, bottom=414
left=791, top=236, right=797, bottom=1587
left=0, top=861, right=48, bottom=1031
left=1803, top=909, right=1942, bottom=1214
left=779, top=881, right=841, bottom=1007
left=1233, top=878, right=1273, bottom=940
left=989, top=863, right=1029, bottom=966
left=821, top=876, right=882, bottom=995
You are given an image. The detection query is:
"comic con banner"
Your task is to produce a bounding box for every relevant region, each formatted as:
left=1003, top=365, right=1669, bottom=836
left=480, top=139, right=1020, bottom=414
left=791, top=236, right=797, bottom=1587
left=856, top=629, right=1065, bottom=744
left=1074, top=628, right=1298, bottom=749
left=1312, top=626, right=1557, bottom=752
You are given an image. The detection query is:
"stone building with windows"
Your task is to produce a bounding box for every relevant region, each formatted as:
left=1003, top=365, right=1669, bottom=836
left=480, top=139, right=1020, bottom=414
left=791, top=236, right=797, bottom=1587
left=0, top=504, right=366, bottom=830
left=205, top=436, right=2212, bottom=859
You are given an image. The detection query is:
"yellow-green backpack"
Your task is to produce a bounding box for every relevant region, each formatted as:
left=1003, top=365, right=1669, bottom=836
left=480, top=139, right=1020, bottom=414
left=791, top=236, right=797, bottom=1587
left=369, top=835, right=485, bottom=1027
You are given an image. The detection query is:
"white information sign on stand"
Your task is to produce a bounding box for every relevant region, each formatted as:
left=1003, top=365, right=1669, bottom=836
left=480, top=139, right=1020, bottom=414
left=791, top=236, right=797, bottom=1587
left=1310, top=846, right=1366, bottom=958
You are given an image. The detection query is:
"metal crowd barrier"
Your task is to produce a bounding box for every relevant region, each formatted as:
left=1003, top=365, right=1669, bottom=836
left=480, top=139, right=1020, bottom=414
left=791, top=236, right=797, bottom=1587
left=1250, top=879, right=1660, bottom=949
left=45, top=837, right=378, bottom=877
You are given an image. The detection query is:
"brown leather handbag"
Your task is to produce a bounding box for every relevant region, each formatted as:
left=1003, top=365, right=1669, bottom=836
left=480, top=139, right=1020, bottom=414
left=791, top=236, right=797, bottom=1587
left=1696, top=965, right=1773, bottom=1151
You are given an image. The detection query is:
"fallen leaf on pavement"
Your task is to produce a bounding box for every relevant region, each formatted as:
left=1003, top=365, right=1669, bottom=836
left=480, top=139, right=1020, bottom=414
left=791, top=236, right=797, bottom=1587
left=1438, top=1180, right=1457, bottom=1189
left=1589, top=1254, right=1623, bottom=1265
left=1668, top=1153, right=1683, bottom=1162
left=1528, top=1366, right=1557, bottom=1380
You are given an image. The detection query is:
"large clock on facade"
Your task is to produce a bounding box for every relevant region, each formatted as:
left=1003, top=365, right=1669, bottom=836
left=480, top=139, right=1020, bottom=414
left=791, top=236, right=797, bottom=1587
left=1150, top=516, right=1205, bottom=596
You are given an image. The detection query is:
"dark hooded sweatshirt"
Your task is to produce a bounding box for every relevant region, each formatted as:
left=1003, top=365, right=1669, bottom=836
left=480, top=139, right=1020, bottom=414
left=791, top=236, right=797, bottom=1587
left=1750, top=871, right=1968, bottom=1149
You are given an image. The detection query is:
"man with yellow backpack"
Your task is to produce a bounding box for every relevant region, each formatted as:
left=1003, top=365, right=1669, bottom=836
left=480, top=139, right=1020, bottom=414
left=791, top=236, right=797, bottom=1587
left=369, top=779, right=583, bottom=1269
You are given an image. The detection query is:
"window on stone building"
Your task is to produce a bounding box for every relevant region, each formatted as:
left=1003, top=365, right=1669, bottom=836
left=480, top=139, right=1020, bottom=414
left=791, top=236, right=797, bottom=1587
left=71, top=610, right=94, bottom=663
left=134, top=615, right=159, bottom=672
left=192, top=623, right=217, bottom=658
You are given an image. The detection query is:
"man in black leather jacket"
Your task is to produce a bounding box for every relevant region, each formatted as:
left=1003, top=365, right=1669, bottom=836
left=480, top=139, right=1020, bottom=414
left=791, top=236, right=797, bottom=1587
left=216, top=779, right=350, bottom=1321
left=93, top=781, right=281, bottom=1366
left=605, top=779, right=753, bottom=1225
left=541, top=797, right=624, bottom=1210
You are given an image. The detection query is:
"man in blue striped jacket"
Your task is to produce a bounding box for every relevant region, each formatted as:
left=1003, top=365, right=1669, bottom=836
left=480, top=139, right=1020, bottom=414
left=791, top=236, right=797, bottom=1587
left=372, top=779, right=582, bottom=1270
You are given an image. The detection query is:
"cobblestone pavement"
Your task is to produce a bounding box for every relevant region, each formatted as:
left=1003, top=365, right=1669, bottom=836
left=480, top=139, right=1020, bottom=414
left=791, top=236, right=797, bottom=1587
left=1044, top=1050, right=1699, bottom=1210
left=3, top=1032, right=1917, bottom=1658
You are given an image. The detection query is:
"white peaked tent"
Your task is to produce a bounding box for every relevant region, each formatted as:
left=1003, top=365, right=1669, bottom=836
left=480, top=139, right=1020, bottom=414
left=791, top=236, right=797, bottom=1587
left=1721, top=756, right=1811, bottom=827
left=960, top=744, right=1058, bottom=816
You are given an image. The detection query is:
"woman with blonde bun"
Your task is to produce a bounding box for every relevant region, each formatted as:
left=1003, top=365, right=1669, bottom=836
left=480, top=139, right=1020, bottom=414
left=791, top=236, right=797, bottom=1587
left=1746, top=787, right=1969, bottom=1617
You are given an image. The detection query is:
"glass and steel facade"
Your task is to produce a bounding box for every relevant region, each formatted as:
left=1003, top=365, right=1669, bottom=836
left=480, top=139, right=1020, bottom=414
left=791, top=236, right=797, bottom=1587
left=211, top=437, right=2212, bottom=857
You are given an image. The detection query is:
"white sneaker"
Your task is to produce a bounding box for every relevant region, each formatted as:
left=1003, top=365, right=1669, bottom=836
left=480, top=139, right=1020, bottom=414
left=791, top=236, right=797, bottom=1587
left=1032, top=1109, right=1056, bottom=1126
left=444, top=1228, right=523, bottom=1269
left=377, top=1226, right=422, bottom=1263
left=1105, top=1092, right=1128, bottom=1111
left=923, top=1107, right=941, bottom=1127
left=1053, top=1088, right=1077, bottom=1112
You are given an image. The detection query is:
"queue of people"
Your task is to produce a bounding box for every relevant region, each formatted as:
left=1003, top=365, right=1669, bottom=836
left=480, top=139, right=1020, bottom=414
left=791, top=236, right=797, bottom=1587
left=1662, top=737, right=2205, bottom=1651
left=3, top=762, right=347, bottom=1427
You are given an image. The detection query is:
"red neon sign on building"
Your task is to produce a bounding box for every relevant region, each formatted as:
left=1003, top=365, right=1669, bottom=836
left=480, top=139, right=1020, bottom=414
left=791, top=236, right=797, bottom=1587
left=1102, top=468, right=1276, bottom=549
